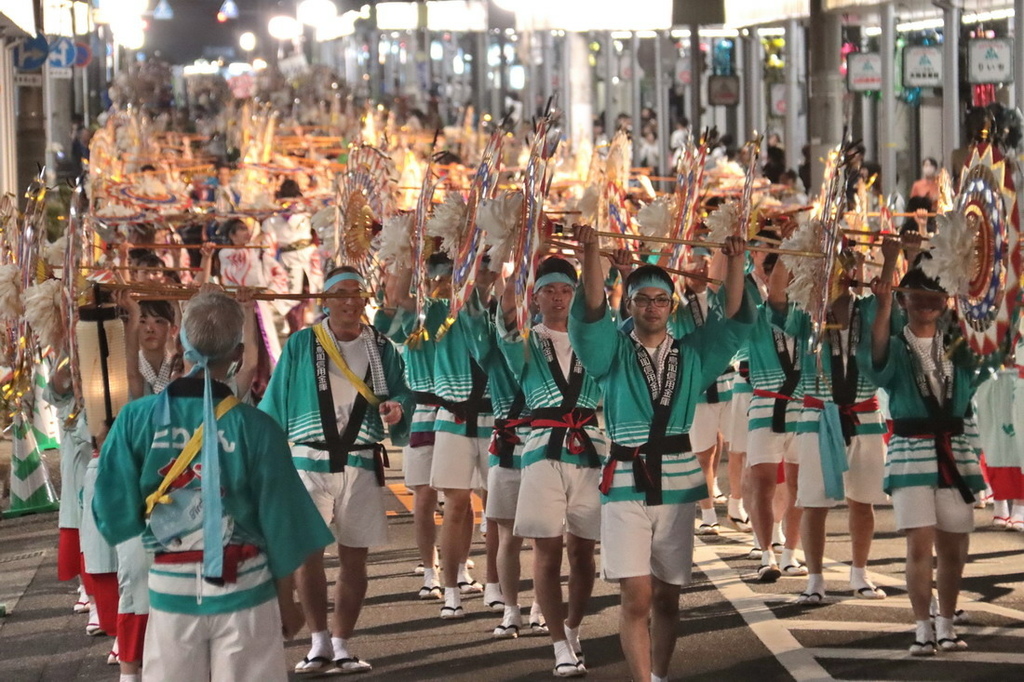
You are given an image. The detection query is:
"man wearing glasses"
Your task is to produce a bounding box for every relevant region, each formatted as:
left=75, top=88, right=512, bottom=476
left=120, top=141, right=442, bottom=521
left=569, top=225, right=755, bottom=682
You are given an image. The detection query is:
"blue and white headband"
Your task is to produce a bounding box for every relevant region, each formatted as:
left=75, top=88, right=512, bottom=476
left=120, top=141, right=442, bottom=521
left=324, top=271, right=366, bottom=292
left=534, top=272, right=576, bottom=291
left=627, top=274, right=673, bottom=298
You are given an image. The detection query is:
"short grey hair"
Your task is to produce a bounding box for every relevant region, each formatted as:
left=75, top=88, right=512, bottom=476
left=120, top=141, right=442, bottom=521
left=181, top=291, right=244, bottom=361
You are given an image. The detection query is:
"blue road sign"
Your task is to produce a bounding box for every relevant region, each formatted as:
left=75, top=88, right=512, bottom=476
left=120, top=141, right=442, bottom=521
left=48, top=37, right=76, bottom=68
left=13, top=33, right=49, bottom=71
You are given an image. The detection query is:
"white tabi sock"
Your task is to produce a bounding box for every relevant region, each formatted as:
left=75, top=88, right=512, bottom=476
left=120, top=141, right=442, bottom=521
left=935, top=615, right=957, bottom=642
left=993, top=499, right=1010, bottom=519
left=564, top=624, right=581, bottom=653
left=457, top=562, right=472, bottom=584
left=553, top=639, right=579, bottom=666
left=760, top=550, right=777, bottom=567
left=444, top=586, right=462, bottom=608
left=805, top=573, right=825, bottom=597
left=727, top=497, right=747, bottom=520
left=332, top=637, right=350, bottom=660
left=849, top=565, right=878, bottom=592
left=423, top=566, right=439, bottom=587
left=700, top=507, right=718, bottom=526
left=780, top=548, right=798, bottom=569
left=119, top=675, right=140, bottom=682
left=916, top=619, right=935, bottom=644
left=308, top=630, right=332, bottom=660
left=771, top=522, right=785, bottom=547
left=652, top=674, right=669, bottom=682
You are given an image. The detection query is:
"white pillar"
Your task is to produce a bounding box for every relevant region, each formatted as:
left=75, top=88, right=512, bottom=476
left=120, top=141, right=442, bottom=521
left=785, top=19, right=802, bottom=157
left=942, top=2, right=961, bottom=171
left=566, top=32, right=592, bottom=152
left=879, top=2, right=896, bottom=197
left=0, top=41, right=17, bottom=197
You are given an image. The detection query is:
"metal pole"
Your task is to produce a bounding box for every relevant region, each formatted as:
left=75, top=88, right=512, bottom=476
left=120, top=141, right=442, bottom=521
left=942, top=2, right=961, bottom=171
left=562, top=33, right=572, bottom=135
left=542, top=31, right=553, bottom=107
left=475, top=31, right=488, bottom=118
left=655, top=31, right=668, bottom=177
left=43, top=61, right=56, bottom=185
left=745, top=30, right=763, bottom=141
left=880, top=3, right=896, bottom=197
left=785, top=19, right=801, bottom=156
left=1017, top=0, right=1024, bottom=112
left=605, top=31, right=614, bottom=137
left=689, top=24, right=701, bottom=136
left=632, top=33, right=642, bottom=165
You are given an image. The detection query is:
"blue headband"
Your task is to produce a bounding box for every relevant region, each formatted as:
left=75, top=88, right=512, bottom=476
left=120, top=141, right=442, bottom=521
left=324, top=271, right=366, bottom=292
left=534, top=272, right=576, bottom=291
left=627, top=274, right=674, bottom=298
left=159, top=326, right=226, bottom=581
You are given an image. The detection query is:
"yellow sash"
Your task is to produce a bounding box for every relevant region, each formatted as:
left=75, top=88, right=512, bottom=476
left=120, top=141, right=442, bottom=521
left=313, top=324, right=382, bottom=407
left=144, top=395, right=240, bottom=517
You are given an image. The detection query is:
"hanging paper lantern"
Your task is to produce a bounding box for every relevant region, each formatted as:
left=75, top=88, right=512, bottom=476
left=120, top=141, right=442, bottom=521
left=75, top=304, right=129, bottom=439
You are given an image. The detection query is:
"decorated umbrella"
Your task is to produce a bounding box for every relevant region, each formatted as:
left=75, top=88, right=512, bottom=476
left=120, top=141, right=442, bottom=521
left=510, top=107, right=562, bottom=339
left=921, top=111, right=1022, bottom=360
left=406, top=152, right=441, bottom=347
left=665, top=129, right=716, bottom=274
left=439, top=115, right=513, bottom=338
left=780, top=138, right=856, bottom=369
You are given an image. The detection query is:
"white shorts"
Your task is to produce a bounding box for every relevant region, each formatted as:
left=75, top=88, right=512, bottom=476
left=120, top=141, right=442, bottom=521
left=485, top=466, right=522, bottom=520
left=796, top=432, right=888, bottom=508
left=142, top=598, right=287, bottom=682
left=403, top=444, right=434, bottom=488
left=298, top=467, right=388, bottom=548
left=891, top=486, right=975, bottom=533
left=726, top=391, right=752, bottom=452
left=513, top=460, right=601, bottom=540
left=600, top=500, right=696, bottom=586
left=746, top=429, right=799, bottom=467
left=690, top=401, right=731, bottom=453
left=430, top=432, right=489, bottom=491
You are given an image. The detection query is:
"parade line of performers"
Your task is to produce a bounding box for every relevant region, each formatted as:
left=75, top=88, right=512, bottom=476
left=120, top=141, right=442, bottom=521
left=50, top=220, right=1022, bottom=682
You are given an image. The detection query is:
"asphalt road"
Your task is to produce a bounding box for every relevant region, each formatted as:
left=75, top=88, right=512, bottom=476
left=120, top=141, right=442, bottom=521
left=2, top=446, right=1024, bottom=681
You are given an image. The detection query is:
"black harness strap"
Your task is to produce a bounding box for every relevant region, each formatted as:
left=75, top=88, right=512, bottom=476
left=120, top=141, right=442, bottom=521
left=310, top=331, right=376, bottom=475
left=770, top=327, right=801, bottom=433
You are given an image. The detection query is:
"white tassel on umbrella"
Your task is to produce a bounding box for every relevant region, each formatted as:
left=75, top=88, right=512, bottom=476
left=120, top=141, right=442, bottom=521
left=636, top=196, right=676, bottom=240
left=480, top=192, right=524, bottom=271
left=375, top=213, right=414, bottom=274
left=922, top=211, right=977, bottom=296
left=23, top=279, right=65, bottom=351
left=705, top=201, right=741, bottom=244
left=426, top=192, right=468, bottom=259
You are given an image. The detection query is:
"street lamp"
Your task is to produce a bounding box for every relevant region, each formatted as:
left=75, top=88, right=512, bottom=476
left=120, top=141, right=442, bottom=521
left=239, top=31, right=257, bottom=53
left=297, top=0, right=338, bottom=26
left=267, top=15, right=302, bottom=41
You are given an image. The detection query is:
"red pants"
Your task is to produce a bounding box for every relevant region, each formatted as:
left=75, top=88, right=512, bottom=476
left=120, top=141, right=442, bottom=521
left=57, top=529, right=82, bottom=582
left=80, top=569, right=118, bottom=634
left=117, top=613, right=149, bottom=663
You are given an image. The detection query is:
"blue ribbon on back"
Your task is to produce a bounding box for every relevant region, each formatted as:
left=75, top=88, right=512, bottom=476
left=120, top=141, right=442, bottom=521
left=176, top=327, right=224, bottom=581
left=818, top=402, right=849, bottom=501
